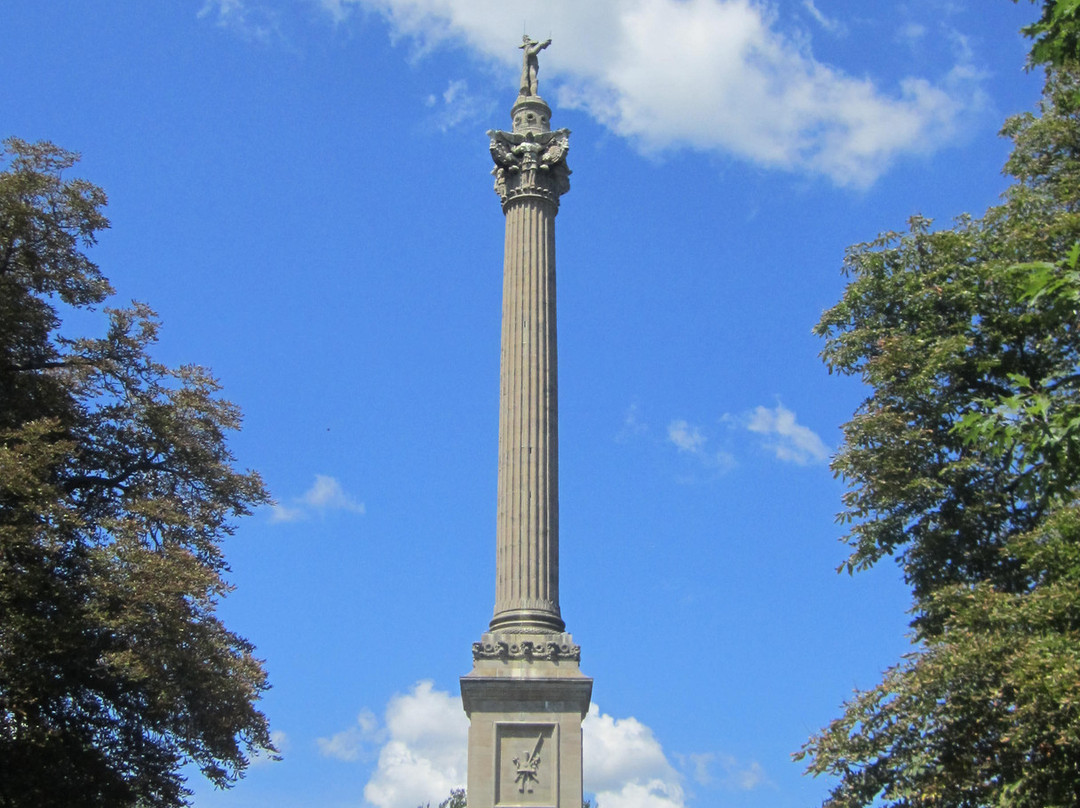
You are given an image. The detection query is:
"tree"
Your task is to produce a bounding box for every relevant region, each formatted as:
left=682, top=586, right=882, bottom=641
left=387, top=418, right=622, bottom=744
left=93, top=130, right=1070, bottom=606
left=1015, top=0, right=1080, bottom=68
left=433, top=789, right=467, bottom=808
left=416, top=790, right=467, bottom=808
left=797, top=69, right=1080, bottom=807
left=0, top=138, right=274, bottom=807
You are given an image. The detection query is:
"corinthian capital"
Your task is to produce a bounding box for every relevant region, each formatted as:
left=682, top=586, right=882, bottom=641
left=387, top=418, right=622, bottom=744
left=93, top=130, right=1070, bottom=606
left=488, top=128, right=571, bottom=209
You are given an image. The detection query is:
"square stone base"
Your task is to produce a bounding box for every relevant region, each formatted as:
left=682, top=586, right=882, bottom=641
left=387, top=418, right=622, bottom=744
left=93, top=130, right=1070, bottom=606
left=461, top=634, right=591, bottom=808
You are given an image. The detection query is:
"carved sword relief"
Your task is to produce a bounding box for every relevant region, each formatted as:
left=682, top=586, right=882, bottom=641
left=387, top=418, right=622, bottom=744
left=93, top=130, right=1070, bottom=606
left=512, top=734, right=545, bottom=793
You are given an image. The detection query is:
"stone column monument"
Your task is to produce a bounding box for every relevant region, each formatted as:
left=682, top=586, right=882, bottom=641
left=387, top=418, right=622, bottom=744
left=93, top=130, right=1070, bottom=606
left=460, top=37, right=592, bottom=808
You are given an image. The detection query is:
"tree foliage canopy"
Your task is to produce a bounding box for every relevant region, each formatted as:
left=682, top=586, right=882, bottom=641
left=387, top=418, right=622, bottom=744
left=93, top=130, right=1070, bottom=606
left=1016, top=0, right=1080, bottom=68
left=0, top=138, right=273, bottom=807
left=798, top=70, right=1080, bottom=807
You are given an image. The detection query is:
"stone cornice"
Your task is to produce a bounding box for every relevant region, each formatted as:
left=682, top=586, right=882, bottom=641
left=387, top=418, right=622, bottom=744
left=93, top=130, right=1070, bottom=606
left=460, top=674, right=593, bottom=716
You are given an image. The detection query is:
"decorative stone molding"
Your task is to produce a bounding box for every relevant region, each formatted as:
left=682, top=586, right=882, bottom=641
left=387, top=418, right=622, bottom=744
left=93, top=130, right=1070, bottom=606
left=472, top=634, right=581, bottom=662
left=488, top=128, right=571, bottom=209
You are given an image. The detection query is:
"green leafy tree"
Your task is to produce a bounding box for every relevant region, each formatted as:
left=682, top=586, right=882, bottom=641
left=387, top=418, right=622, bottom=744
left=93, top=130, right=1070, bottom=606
left=798, top=70, right=1080, bottom=807
left=0, top=138, right=274, bottom=807
left=1016, top=0, right=1080, bottom=68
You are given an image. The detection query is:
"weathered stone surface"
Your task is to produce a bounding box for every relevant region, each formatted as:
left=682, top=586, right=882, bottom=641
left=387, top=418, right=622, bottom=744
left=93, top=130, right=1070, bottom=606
left=463, top=634, right=591, bottom=808
left=472, top=631, right=581, bottom=663
left=517, top=35, right=551, bottom=98
left=486, top=91, right=571, bottom=635
left=463, top=40, right=590, bottom=808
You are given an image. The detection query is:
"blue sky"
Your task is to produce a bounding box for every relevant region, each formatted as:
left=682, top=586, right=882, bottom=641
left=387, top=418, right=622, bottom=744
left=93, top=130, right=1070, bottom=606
left=4, top=2, right=1046, bottom=807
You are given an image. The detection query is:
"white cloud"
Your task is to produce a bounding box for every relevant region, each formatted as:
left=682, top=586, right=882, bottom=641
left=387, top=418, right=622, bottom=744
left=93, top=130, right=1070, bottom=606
left=443, top=78, right=468, bottom=104
left=724, top=757, right=768, bottom=790
left=322, top=685, right=690, bottom=808
left=667, top=420, right=705, bottom=453
left=427, top=78, right=492, bottom=131
left=326, top=0, right=982, bottom=187
left=802, top=0, right=845, bottom=35
left=269, top=474, right=366, bottom=523
left=899, top=21, right=927, bottom=45
left=678, top=751, right=772, bottom=790
left=251, top=729, right=290, bottom=766
left=352, top=682, right=469, bottom=808
left=594, top=779, right=686, bottom=808
left=318, top=0, right=352, bottom=25
left=198, top=0, right=281, bottom=42
left=317, top=728, right=364, bottom=761
left=682, top=751, right=714, bottom=785
left=583, top=705, right=685, bottom=808
left=302, top=474, right=367, bottom=513
left=666, top=420, right=735, bottom=473
left=317, top=709, right=380, bottom=761
left=271, top=729, right=290, bottom=751
left=618, top=403, right=649, bottom=441
left=745, top=402, right=830, bottom=465
left=269, top=503, right=304, bottom=523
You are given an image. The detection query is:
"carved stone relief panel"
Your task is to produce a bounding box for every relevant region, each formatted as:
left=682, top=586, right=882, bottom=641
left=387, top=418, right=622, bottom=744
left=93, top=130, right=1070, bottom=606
left=494, top=723, right=558, bottom=807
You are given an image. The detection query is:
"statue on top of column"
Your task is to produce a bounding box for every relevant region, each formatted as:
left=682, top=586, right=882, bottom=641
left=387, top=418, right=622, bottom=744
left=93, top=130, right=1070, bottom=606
left=519, top=35, right=551, bottom=97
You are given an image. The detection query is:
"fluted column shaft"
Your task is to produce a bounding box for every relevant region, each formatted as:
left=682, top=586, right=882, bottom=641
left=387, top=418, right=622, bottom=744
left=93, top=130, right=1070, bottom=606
left=491, top=193, right=563, bottom=631
left=485, top=96, right=571, bottom=634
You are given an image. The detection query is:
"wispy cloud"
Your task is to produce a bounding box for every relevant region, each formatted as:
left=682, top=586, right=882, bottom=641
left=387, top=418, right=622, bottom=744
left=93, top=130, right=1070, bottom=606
left=317, top=709, right=380, bottom=761
left=318, top=0, right=352, bottom=25
left=744, top=402, right=830, bottom=465
left=682, top=751, right=715, bottom=785
left=898, top=21, right=927, bottom=47
left=269, top=503, right=304, bottom=523
left=633, top=403, right=827, bottom=471
left=617, top=402, right=649, bottom=441
left=269, top=474, right=366, bottom=523
left=667, top=420, right=706, bottom=454
left=424, top=78, right=493, bottom=131
left=666, top=419, right=735, bottom=473
left=198, top=0, right=281, bottom=42
left=721, top=756, right=769, bottom=790
left=677, top=751, right=773, bottom=791
left=321, top=0, right=984, bottom=187
left=251, top=729, right=289, bottom=766
left=802, top=0, right=846, bottom=35
left=302, top=474, right=366, bottom=512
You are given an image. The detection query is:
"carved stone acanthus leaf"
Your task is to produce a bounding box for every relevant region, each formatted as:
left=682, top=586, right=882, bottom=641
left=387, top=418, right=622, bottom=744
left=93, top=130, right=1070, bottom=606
left=488, top=128, right=571, bottom=207
left=472, top=636, right=581, bottom=662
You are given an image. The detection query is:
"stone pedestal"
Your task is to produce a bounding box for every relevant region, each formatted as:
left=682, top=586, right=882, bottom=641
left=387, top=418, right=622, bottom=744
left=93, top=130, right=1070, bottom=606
left=462, top=634, right=591, bottom=808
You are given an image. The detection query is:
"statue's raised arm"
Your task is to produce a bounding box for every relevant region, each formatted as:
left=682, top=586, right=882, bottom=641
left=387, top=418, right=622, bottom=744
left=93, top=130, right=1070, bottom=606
left=518, top=35, right=552, bottom=97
